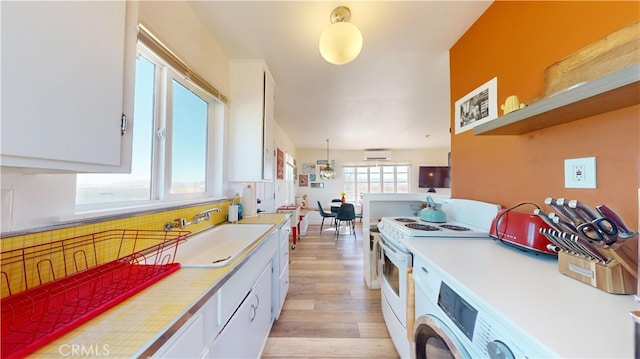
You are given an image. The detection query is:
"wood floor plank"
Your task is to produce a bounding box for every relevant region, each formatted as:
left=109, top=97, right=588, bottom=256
left=266, top=224, right=398, bottom=358
left=262, top=338, right=399, bottom=358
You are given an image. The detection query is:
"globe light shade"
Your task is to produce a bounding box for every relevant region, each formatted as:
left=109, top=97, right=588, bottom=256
left=321, top=165, right=335, bottom=179
left=319, top=22, right=363, bottom=65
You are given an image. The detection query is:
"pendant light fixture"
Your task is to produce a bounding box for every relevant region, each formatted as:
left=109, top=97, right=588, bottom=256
left=321, top=138, right=335, bottom=179
left=319, top=6, right=363, bottom=65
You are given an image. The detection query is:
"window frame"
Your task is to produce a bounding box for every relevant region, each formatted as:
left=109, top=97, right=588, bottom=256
left=75, top=42, right=224, bottom=211
left=343, top=164, right=411, bottom=202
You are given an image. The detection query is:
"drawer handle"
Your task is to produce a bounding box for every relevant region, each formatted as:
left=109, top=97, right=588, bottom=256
left=249, top=305, right=256, bottom=322
left=249, top=293, right=260, bottom=323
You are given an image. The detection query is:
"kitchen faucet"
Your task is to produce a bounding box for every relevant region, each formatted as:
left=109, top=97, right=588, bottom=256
left=164, top=208, right=222, bottom=231
left=193, top=207, right=222, bottom=224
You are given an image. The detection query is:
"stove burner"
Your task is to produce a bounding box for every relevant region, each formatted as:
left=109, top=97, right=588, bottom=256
left=406, top=223, right=441, bottom=231
left=439, top=224, right=471, bottom=231
left=395, top=218, right=417, bottom=223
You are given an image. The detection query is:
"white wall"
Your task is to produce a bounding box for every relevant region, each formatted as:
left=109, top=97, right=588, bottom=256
left=296, top=148, right=450, bottom=216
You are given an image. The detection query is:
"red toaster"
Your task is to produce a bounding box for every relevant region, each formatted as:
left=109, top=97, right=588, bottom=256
left=489, top=209, right=556, bottom=255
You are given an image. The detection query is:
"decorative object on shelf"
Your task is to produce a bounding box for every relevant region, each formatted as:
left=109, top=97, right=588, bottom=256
left=300, top=194, right=308, bottom=209
left=454, top=77, right=498, bottom=134
left=319, top=6, right=363, bottom=65
left=320, top=139, right=335, bottom=179
left=341, top=192, right=347, bottom=203
left=501, top=95, right=526, bottom=115
left=475, top=20, right=639, bottom=136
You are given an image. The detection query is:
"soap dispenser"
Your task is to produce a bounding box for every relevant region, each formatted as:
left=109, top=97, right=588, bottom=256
left=234, top=193, right=243, bottom=220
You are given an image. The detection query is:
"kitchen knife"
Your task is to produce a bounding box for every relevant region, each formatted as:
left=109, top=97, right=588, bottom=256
left=568, top=199, right=600, bottom=222
left=596, top=204, right=637, bottom=239
left=549, top=213, right=580, bottom=236
left=543, top=227, right=580, bottom=255
left=555, top=229, right=592, bottom=258
left=570, top=234, right=609, bottom=263
left=546, top=243, right=560, bottom=253
left=545, top=197, right=580, bottom=226
left=533, top=208, right=564, bottom=233
left=554, top=198, right=585, bottom=226
left=540, top=228, right=568, bottom=252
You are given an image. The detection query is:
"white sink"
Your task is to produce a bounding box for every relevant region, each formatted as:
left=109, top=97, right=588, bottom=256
left=175, top=223, right=274, bottom=267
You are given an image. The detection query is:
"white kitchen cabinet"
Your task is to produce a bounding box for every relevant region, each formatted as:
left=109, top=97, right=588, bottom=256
left=153, top=230, right=278, bottom=358
left=272, top=219, right=290, bottom=320
left=152, top=292, right=219, bottom=359
left=211, top=261, right=273, bottom=358
left=1, top=1, right=137, bottom=173
left=228, top=60, right=275, bottom=182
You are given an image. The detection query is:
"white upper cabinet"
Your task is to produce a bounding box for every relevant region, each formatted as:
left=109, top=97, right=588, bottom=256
left=1, top=1, right=137, bottom=173
left=228, top=60, right=275, bottom=182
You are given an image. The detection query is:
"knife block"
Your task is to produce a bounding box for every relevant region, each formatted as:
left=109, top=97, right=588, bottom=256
left=557, top=235, right=638, bottom=295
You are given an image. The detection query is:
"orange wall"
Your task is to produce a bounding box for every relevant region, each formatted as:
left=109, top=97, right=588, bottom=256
left=450, top=1, right=639, bottom=228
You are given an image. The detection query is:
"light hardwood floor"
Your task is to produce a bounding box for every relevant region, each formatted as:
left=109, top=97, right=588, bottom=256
left=262, top=223, right=399, bottom=358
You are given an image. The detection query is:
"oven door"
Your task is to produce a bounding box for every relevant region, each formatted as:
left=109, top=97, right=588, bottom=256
left=378, top=235, right=412, bottom=327
left=379, top=234, right=413, bottom=358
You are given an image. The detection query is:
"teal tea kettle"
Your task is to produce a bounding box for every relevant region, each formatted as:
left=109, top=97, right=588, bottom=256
left=419, top=196, right=447, bottom=223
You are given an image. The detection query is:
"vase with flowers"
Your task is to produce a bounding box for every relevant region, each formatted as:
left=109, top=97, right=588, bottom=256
left=341, top=192, right=346, bottom=204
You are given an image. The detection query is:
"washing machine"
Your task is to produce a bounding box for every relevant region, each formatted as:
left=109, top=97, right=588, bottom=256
left=412, top=254, right=551, bottom=359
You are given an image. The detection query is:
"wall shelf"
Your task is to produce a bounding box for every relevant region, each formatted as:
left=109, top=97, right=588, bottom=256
left=473, top=65, right=640, bottom=136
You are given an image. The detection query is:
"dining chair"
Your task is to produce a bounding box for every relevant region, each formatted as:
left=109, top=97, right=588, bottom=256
left=330, top=199, right=342, bottom=215
left=317, top=201, right=337, bottom=232
left=335, top=203, right=356, bottom=238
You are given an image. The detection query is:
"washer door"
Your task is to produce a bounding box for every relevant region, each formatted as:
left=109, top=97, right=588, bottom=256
left=414, top=315, right=468, bottom=359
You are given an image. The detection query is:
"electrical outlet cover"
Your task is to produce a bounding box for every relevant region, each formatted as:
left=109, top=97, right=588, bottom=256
left=564, top=157, right=597, bottom=189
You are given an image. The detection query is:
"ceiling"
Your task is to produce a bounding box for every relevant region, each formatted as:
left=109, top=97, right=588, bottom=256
left=188, top=1, right=492, bottom=151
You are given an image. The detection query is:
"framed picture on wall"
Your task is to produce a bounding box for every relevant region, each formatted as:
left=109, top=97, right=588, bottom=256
left=299, top=174, right=308, bottom=187
left=302, top=163, right=316, bottom=174
left=454, top=77, right=497, bottom=134
left=310, top=182, right=324, bottom=188
left=276, top=148, right=284, bottom=179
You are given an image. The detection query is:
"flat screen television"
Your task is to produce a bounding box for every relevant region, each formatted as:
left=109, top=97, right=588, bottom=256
left=418, top=166, right=451, bottom=193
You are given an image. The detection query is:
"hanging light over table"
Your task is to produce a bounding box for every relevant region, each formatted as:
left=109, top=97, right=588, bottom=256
left=319, top=6, right=363, bottom=65
left=321, top=138, right=335, bottom=179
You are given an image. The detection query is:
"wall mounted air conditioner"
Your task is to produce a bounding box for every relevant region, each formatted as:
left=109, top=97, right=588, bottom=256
left=364, top=150, right=391, bottom=161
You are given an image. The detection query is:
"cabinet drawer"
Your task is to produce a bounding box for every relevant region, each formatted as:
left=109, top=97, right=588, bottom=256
left=279, top=264, right=289, bottom=307
left=279, top=238, right=289, bottom=273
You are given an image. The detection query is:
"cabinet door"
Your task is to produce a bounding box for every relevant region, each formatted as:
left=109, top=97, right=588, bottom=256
left=1, top=1, right=136, bottom=172
left=262, top=69, right=275, bottom=181
left=211, top=261, right=273, bottom=358
left=228, top=60, right=275, bottom=182
left=153, top=312, right=208, bottom=359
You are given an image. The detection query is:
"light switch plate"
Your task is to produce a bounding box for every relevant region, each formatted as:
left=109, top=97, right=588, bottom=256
left=564, top=157, right=597, bottom=189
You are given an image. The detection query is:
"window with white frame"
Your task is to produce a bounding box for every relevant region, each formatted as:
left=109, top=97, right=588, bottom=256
left=76, top=43, right=223, bottom=206
left=343, top=164, right=410, bottom=202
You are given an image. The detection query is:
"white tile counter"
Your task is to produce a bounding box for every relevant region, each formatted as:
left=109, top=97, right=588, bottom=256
left=405, top=237, right=636, bottom=358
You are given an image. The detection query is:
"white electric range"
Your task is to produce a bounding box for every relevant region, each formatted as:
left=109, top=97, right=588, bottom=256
left=376, top=198, right=501, bottom=358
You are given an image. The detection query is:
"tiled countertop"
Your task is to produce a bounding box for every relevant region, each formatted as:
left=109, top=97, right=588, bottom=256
left=31, top=213, right=288, bottom=358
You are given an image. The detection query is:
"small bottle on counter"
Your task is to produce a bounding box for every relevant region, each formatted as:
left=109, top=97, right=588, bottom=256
left=234, top=193, right=243, bottom=219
